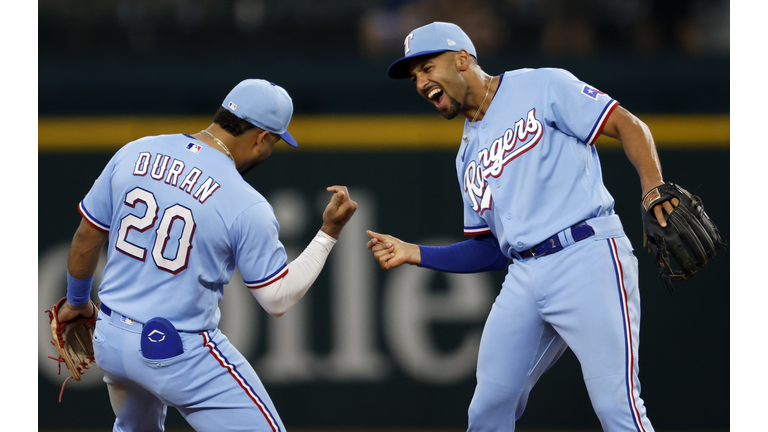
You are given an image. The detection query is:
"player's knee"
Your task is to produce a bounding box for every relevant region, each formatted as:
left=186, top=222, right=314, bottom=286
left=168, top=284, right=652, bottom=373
left=585, top=376, right=639, bottom=423
left=590, top=394, right=620, bottom=421
left=467, top=382, right=520, bottom=430
left=590, top=393, right=650, bottom=431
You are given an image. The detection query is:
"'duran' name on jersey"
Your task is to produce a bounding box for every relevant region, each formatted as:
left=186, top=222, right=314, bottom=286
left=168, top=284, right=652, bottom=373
left=133, top=152, right=221, bottom=204
left=464, top=108, right=543, bottom=214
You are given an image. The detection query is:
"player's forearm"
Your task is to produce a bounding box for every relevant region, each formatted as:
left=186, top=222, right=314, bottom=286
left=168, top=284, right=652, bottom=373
left=603, top=107, right=664, bottom=195
left=251, top=230, right=336, bottom=316
left=419, top=234, right=508, bottom=273
left=67, top=219, right=108, bottom=279
left=621, top=124, right=664, bottom=195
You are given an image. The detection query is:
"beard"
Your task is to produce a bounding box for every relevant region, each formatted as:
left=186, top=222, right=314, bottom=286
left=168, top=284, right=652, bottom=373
left=440, top=94, right=463, bottom=120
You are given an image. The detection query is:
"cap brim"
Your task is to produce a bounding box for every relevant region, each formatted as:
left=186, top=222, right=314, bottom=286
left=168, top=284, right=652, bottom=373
left=280, top=130, right=298, bottom=148
left=387, top=49, right=450, bottom=79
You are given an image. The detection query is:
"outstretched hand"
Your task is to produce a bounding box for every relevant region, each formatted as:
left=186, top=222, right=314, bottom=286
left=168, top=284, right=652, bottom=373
left=366, top=230, right=420, bottom=270
left=321, top=186, right=358, bottom=239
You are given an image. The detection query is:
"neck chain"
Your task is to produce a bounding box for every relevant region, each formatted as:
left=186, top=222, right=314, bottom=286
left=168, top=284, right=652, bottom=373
left=462, top=75, right=494, bottom=143
left=200, top=130, right=235, bottom=163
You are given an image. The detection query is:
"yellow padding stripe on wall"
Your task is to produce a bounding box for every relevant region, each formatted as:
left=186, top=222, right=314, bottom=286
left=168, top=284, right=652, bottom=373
left=38, top=114, right=729, bottom=152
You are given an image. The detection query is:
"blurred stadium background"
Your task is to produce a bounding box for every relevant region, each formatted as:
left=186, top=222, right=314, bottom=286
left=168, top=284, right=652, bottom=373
left=38, top=0, right=729, bottom=430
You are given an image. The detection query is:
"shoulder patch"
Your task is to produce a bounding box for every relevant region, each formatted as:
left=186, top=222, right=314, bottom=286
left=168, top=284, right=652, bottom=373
left=581, top=85, right=605, bottom=100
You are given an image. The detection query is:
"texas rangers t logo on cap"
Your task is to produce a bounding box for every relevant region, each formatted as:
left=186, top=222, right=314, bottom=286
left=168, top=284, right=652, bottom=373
left=388, top=22, right=477, bottom=79
left=404, top=33, right=414, bottom=54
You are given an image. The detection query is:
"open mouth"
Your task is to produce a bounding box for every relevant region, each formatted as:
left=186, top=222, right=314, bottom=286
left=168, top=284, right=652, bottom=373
left=427, top=87, right=444, bottom=107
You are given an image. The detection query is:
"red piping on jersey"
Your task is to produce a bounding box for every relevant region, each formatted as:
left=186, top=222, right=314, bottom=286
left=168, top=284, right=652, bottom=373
left=589, top=101, right=620, bottom=146
left=464, top=229, right=492, bottom=236
left=247, top=267, right=289, bottom=289
left=78, top=204, right=110, bottom=233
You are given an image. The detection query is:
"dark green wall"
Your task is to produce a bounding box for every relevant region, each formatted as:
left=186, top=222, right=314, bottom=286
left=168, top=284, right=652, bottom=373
left=38, top=52, right=728, bottom=117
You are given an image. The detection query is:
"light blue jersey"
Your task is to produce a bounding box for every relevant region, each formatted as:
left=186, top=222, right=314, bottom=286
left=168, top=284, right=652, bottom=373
left=80, top=133, right=288, bottom=331
left=458, top=68, right=619, bottom=256
left=455, top=69, right=653, bottom=431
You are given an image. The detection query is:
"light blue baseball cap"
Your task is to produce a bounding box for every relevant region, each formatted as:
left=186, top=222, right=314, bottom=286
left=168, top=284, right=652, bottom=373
left=222, top=79, right=298, bottom=147
left=387, top=22, right=477, bottom=79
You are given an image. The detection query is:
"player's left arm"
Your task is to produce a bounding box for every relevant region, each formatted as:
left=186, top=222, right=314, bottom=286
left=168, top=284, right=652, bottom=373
left=58, top=218, right=109, bottom=322
left=600, top=106, right=678, bottom=226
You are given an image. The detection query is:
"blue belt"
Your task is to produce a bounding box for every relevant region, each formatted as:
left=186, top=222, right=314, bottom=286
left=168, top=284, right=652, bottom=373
left=100, top=303, right=145, bottom=328
left=100, top=303, right=113, bottom=317
left=519, top=222, right=595, bottom=259
left=100, top=303, right=191, bottom=333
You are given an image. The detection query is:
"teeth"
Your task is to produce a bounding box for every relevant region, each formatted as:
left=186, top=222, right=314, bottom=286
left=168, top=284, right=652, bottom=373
left=428, top=88, right=442, bottom=100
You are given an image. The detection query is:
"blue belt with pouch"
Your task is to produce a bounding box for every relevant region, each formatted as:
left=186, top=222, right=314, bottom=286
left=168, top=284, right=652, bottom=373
left=100, top=303, right=184, bottom=360
left=519, top=221, right=595, bottom=259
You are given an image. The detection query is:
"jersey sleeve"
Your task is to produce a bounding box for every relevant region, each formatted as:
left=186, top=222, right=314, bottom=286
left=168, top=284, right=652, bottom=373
left=79, top=152, right=119, bottom=232
left=544, top=68, right=620, bottom=145
left=461, top=186, right=492, bottom=235
left=231, top=202, right=289, bottom=289
left=419, top=234, right=508, bottom=273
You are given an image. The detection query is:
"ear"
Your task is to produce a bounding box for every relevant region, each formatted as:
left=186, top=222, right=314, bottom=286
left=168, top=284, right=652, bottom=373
left=249, top=128, right=269, bottom=152
left=455, top=49, right=471, bottom=72
left=254, top=129, right=271, bottom=150
left=243, top=129, right=271, bottom=159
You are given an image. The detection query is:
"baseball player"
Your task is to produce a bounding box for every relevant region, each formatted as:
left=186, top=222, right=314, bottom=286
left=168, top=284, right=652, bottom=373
left=55, top=79, right=357, bottom=431
left=367, top=22, right=678, bottom=431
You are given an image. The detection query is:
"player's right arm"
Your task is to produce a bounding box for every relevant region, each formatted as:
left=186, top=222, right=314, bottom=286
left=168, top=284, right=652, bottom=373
left=600, top=105, right=678, bottom=226
left=58, top=218, right=109, bottom=322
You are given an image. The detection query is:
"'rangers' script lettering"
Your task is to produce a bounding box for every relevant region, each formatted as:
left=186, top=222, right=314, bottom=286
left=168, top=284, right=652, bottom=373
left=464, top=108, right=543, bottom=214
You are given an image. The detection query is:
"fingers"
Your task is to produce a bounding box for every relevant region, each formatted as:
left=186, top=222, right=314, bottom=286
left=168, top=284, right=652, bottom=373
left=653, top=206, right=666, bottom=227
left=366, top=230, right=388, bottom=243
left=367, top=238, right=387, bottom=251
left=374, top=247, right=394, bottom=260
left=661, top=201, right=675, bottom=216
left=58, top=301, right=92, bottom=322
left=366, top=230, right=393, bottom=247
left=327, top=185, right=349, bottom=200
left=653, top=198, right=681, bottom=227
left=327, top=185, right=348, bottom=204
left=374, top=250, right=396, bottom=270
left=365, top=230, right=397, bottom=269
left=327, top=186, right=358, bottom=214
left=320, top=186, right=357, bottom=239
